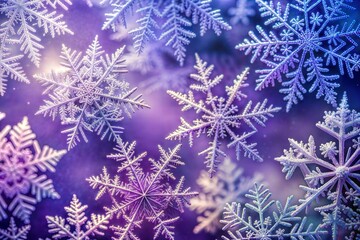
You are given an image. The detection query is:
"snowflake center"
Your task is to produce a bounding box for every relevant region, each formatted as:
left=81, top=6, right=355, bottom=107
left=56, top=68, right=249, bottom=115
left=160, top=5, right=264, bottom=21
left=300, top=30, right=319, bottom=49
left=335, top=166, right=350, bottom=178
left=77, top=82, right=101, bottom=105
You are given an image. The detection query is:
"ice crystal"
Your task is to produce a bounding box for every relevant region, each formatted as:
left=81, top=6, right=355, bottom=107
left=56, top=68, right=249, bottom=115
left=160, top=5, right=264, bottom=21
left=276, top=93, right=360, bottom=239
left=0, top=116, right=66, bottom=223
left=0, top=218, right=30, bottom=240
left=167, top=54, right=281, bottom=175
left=237, top=0, right=360, bottom=111
left=229, top=0, right=255, bottom=25
left=87, top=140, right=197, bottom=240
left=0, top=0, right=73, bottom=67
left=35, top=36, right=149, bottom=150
left=45, top=194, right=109, bottom=239
left=220, top=183, right=327, bottom=240
left=189, top=157, right=262, bottom=234
left=100, top=0, right=231, bottom=65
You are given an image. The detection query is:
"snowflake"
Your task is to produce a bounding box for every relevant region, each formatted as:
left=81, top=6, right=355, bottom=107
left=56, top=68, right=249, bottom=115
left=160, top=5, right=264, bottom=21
left=35, top=36, right=149, bottom=150
left=0, top=218, right=30, bottom=240
left=87, top=140, right=198, bottom=240
left=189, top=157, right=262, bottom=234
left=275, top=93, right=360, bottom=239
left=0, top=0, right=73, bottom=67
left=167, top=54, right=281, bottom=175
left=0, top=116, right=66, bottom=223
left=220, top=183, right=327, bottom=240
left=229, top=0, right=256, bottom=25
left=237, top=0, right=360, bottom=111
left=45, top=194, right=109, bottom=239
left=100, top=0, right=231, bottom=65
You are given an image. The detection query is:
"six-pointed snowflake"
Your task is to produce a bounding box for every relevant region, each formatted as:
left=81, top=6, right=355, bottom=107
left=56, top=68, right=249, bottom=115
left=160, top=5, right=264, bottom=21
left=229, top=0, right=256, bottom=26
left=35, top=36, right=149, bottom=150
left=100, top=0, right=231, bottom=65
left=167, top=54, right=281, bottom=175
left=220, top=183, right=327, bottom=239
left=0, top=116, right=66, bottom=223
left=0, top=218, right=30, bottom=240
left=276, top=93, right=360, bottom=239
left=189, top=157, right=263, bottom=234
left=87, top=140, right=197, bottom=240
left=45, top=194, right=109, bottom=239
left=237, top=0, right=360, bottom=111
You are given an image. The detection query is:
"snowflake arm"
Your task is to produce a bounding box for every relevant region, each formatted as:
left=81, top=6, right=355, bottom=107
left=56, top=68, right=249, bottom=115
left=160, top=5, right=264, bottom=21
left=0, top=218, right=30, bottom=240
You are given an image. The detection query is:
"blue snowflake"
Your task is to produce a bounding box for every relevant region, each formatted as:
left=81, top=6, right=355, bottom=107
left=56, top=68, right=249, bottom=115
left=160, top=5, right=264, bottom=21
left=237, top=0, right=360, bottom=111
left=276, top=93, right=360, bottom=239
left=220, top=183, right=327, bottom=239
left=101, top=0, right=231, bottom=65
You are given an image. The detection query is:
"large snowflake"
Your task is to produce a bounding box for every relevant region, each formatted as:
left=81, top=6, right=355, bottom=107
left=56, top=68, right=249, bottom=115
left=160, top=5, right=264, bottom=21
left=0, top=0, right=73, bottom=67
left=189, top=157, right=262, bottom=234
left=87, top=140, right=197, bottom=240
left=237, top=0, right=360, bottom=111
left=45, top=194, right=109, bottom=239
left=167, top=54, right=281, bottom=175
left=276, top=93, right=360, bottom=239
left=0, top=115, right=66, bottom=223
left=220, top=183, right=327, bottom=240
left=100, top=0, right=231, bottom=65
left=35, top=36, right=149, bottom=150
left=0, top=218, right=30, bottom=240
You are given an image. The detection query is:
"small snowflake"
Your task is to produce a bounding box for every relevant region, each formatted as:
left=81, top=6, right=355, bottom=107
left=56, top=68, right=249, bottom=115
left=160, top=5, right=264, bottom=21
left=0, top=218, right=30, bottom=240
left=189, top=157, right=262, bottom=234
left=220, top=183, right=327, bottom=239
left=167, top=54, right=281, bottom=175
left=45, top=194, right=109, bottom=239
left=87, top=140, right=198, bottom=240
left=237, top=0, right=360, bottom=111
left=0, top=0, right=73, bottom=67
left=229, top=0, right=256, bottom=25
left=0, top=116, right=66, bottom=223
left=35, top=36, right=149, bottom=150
left=276, top=93, right=360, bottom=239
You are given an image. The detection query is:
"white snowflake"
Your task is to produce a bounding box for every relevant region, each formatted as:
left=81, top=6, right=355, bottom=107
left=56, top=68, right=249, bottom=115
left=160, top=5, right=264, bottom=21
left=0, top=0, right=73, bottom=67
left=35, top=36, right=149, bottom=150
left=229, top=0, right=256, bottom=25
left=100, top=0, right=231, bottom=65
left=276, top=93, right=360, bottom=239
left=87, top=140, right=197, bottom=240
left=0, top=116, right=66, bottom=223
left=220, top=183, right=327, bottom=240
left=189, top=157, right=262, bottom=234
left=0, top=218, right=30, bottom=240
left=237, top=0, right=360, bottom=111
left=45, top=194, right=109, bottom=239
left=167, top=54, right=281, bottom=175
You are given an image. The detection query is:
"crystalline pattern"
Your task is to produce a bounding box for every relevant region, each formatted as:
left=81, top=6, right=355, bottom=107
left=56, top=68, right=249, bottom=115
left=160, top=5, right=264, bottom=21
left=0, top=116, right=66, bottom=223
left=35, top=36, right=149, bottom=150
left=229, top=0, right=256, bottom=26
left=189, top=157, right=262, bottom=234
left=167, top=54, right=281, bottom=175
left=100, top=0, right=231, bottom=65
left=220, top=183, right=327, bottom=240
left=87, top=140, right=197, bottom=240
left=0, top=218, right=30, bottom=240
left=45, top=194, right=109, bottom=239
left=276, top=93, right=360, bottom=239
left=237, top=0, right=360, bottom=111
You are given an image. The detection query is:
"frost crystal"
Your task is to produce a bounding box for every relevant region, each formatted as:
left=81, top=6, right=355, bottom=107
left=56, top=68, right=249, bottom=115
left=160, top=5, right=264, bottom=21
left=0, top=0, right=73, bottom=67
left=189, top=157, right=262, bottom=234
left=229, top=0, right=256, bottom=25
left=220, top=183, right=327, bottom=240
left=0, top=116, right=66, bottom=223
left=276, top=93, right=360, bottom=239
left=100, top=0, right=231, bottom=65
left=167, top=54, right=281, bottom=175
left=0, top=218, right=30, bottom=240
left=35, top=36, right=149, bottom=150
left=45, top=194, right=109, bottom=239
left=87, top=140, right=197, bottom=240
left=237, top=0, right=360, bottom=111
